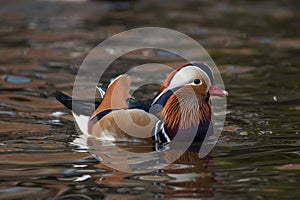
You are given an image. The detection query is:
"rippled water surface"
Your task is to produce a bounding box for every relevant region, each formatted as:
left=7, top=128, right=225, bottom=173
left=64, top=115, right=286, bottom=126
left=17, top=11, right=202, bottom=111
left=0, top=0, right=299, bottom=199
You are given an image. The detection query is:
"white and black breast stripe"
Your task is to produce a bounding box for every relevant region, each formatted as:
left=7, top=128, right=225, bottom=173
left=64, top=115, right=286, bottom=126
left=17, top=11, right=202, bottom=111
left=153, top=120, right=171, bottom=144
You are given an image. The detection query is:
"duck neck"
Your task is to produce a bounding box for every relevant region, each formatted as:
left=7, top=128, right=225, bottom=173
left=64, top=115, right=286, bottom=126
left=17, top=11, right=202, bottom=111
left=160, top=89, right=212, bottom=139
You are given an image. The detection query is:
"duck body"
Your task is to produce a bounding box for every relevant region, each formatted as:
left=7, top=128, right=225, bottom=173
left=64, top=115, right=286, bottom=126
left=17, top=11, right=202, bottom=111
left=55, top=63, right=227, bottom=143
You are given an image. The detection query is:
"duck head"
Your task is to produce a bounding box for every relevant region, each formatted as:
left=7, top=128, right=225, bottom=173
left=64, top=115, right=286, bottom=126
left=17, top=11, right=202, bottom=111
left=191, top=62, right=228, bottom=96
left=151, top=63, right=227, bottom=140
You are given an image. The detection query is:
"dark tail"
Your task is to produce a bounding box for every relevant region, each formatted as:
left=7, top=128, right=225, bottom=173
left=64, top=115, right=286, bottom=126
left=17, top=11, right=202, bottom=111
left=55, top=91, right=73, bottom=110
left=55, top=91, right=102, bottom=116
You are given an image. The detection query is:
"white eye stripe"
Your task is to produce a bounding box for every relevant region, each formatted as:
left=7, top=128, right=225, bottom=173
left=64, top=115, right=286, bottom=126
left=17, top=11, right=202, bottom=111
left=167, top=65, right=211, bottom=89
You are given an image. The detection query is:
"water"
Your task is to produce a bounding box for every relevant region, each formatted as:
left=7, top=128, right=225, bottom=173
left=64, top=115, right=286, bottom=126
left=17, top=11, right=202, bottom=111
left=0, top=0, right=299, bottom=199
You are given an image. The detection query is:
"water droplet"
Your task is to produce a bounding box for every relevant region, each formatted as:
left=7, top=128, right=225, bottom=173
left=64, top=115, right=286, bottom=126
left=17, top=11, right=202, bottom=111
left=51, top=119, right=61, bottom=124
left=0, top=110, right=16, bottom=116
left=50, top=111, right=66, bottom=117
left=74, top=174, right=91, bottom=182
left=133, top=186, right=145, bottom=191
left=5, top=75, right=31, bottom=84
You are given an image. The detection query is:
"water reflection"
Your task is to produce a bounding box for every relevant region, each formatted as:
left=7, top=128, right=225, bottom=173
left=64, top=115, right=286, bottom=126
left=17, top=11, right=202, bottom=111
left=79, top=138, right=214, bottom=199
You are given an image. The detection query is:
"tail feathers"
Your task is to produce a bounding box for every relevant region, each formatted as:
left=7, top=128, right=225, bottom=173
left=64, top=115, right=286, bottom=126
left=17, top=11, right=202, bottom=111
left=55, top=91, right=102, bottom=116
left=55, top=91, right=73, bottom=110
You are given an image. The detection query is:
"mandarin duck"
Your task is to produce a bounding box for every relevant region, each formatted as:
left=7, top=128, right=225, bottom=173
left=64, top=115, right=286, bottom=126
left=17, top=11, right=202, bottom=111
left=55, top=63, right=227, bottom=144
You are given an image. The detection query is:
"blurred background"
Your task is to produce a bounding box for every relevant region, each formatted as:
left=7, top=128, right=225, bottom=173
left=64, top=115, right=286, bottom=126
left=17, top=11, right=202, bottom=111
left=0, top=0, right=299, bottom=199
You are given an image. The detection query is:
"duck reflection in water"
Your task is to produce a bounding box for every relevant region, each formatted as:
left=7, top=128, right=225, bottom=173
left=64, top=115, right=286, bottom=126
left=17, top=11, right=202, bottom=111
left=79, top=137, right=214, bottom=199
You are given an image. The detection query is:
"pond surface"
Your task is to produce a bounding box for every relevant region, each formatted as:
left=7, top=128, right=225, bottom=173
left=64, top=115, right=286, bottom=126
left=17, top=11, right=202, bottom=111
left=0, top=0, right=299, bottom=199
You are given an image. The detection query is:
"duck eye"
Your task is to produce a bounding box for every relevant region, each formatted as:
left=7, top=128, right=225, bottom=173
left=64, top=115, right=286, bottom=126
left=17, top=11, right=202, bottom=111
left=193, top=79, right=201, bottom=84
